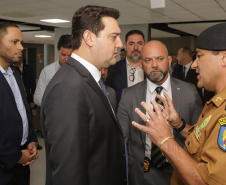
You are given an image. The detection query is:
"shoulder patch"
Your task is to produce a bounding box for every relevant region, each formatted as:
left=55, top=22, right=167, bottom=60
left=218, top=119, right=226, bottom=151
left=219, top=118, right=226, bottom=126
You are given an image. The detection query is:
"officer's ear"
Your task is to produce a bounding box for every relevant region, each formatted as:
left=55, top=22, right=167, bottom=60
left=220, top=50, right=226, bottom=67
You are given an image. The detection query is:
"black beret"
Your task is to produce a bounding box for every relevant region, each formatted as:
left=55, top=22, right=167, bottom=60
left=195, top=23, right=226, bottom=51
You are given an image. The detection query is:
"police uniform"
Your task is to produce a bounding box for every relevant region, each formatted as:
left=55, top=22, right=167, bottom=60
left=171, top=87, right=226, bottom=185
left=170, top=22, right=226, bottom=185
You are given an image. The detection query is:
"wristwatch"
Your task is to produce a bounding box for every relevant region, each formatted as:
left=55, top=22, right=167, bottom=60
left=175, top=118, right=186, bottom=132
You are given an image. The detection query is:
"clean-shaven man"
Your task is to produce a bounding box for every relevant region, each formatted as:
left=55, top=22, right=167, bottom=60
left=41, top=5, right=126, bottom=185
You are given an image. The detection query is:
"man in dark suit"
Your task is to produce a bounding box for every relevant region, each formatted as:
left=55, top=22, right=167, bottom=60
left=14, top=59, right=43, bottom=150
left=14, top=59, right=36, bottom=108
left=41, top=5, right=126, bottom=185
left=0, top=22, right=38, bottom=185
left=172, top=47, right=215, bottom=105
left=105, top=30, right=145, bottom=105
left=117, top=41, right=203, bottom=185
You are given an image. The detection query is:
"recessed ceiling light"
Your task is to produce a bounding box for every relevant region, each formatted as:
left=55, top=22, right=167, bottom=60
left=150, top=0, right=165, bottom=9
left=40, top=19, right=70, bottom=23
left=35, top=35, right=52, bottom=38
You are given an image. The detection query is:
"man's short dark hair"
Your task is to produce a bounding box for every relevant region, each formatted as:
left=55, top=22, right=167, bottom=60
left=125, top=30, right=145, bottom=43
left=182, top=47, right=193, bottom=58
left=71, top=5, right=120, bottom=50
left=120, top=48, right=125, bottom=51
left=57, top=34, right=72, bottom=50
left=0, top=22, right=19, bottom=41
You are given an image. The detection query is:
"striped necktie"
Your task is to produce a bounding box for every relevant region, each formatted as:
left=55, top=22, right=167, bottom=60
left=151, top=86, right=166, bottom=168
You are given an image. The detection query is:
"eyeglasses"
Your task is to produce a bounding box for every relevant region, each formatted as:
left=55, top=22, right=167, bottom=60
left=143, top=57, right=165, bottom=65
left=129, top=68, right=136, bottom=82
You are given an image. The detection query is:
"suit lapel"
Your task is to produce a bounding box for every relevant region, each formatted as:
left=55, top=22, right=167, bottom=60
left=0, top=66, right=30, bottom=115
left=135, top=80, right=147, bottom=145
left=0, top=70, right=16, bottom=105
left=88, top=75, right=117, bottom=121
left=121, top=59, right=127, bottom=88
left=12, top=67, right=30, bottom=112
left=67, top=57, right=120, bottom=128
left=171, top=77, right=181, bottom=114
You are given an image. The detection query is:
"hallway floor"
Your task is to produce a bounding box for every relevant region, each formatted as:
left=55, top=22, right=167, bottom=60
left=30, top=134, right=45, bottom=185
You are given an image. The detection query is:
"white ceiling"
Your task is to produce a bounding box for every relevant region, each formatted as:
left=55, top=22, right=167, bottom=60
left=1, top=0, right=226, bottom=44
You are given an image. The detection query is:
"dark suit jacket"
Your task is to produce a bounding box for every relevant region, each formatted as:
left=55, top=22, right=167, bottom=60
left=22, top=64, right=36, bottom=103
left=106, top=85, right=117, bottom=113
left=15, top=64, right=36, bottom=104
left=117, top=77, right=203, bottom=185
left=172, top=63, right=215, bottom=105
left=41, top=57, right=126, bottom=185
left=0, top=66, right=37, bottom=184
left=105, top=58, right=127, bottom=104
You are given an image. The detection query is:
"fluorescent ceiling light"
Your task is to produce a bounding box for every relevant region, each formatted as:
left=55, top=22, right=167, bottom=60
left=150, top=0, right=165, bottom=9
left=40, top=19, right=70, bottom=23
left=35, top=35, right=52, bottom=38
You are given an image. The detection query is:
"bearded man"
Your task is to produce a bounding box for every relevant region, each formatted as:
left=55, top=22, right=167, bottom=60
left=105, top=30, right=145, bottom=105
left=117, top=40, right=203, bottom=185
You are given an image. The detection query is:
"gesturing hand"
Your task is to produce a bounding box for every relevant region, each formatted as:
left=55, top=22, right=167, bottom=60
left=132, top=99, right=172, bottom=148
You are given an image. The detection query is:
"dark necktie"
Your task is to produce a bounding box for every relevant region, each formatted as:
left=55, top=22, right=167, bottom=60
left=99, top=77, right=128, bottom=184
left=151, top=86, right=166, bottom=168
left=99, top=77, right=112, bottom=107
left=153, top=86, right=164, bottom=112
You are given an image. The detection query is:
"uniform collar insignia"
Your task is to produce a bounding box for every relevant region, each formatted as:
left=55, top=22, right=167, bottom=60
left=216, top=96, right=222, bottom=101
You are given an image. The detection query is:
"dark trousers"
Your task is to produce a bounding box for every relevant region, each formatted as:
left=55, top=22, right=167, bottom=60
left=1, top=165, right=30, bottom=185
left=143, top=162, right=173, bottom=185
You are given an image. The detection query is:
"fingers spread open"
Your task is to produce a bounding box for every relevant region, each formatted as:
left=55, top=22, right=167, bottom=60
left=134, top=107, right=151, bottom=125
left=132, top=121, right=148, bottom=132
left=163, top=92, right=174, bottom=108
left=150, top=99, right=162, bottom=117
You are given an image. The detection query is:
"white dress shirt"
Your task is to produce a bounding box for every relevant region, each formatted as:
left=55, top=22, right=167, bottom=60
left=34, top=60, right=61, bottom=106
left=126, top=58, right=144, bottom=87
left=184, top=61, right=192, bottom=78
left=0, top=66, right=28, bottom=145
left=145, top=75, right=173, bottom=159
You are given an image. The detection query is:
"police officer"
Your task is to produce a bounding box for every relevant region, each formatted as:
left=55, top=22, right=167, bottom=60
left=132, top=23, right=226, bottom=185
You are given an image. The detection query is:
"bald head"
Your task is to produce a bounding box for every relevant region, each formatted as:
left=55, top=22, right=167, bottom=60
left=142, top=40, right=168, bottom=57
left=141, top=40, right=171, bottom=85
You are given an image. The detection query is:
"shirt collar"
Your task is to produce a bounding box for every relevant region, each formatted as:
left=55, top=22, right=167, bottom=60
left=0, top=65, right=13, bottom=76
left=147, top=74, right=171, bottom=93
left=71, top=53, right=101, bottom=83
left=185, top=61, right=192, bottom=69
left=55, top=61, right=61, bottom=71
left=209, top=87, right=226, bottom=108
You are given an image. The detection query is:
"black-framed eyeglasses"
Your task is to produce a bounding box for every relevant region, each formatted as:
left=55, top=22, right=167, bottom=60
left=129, top=68, right=136, bottom=82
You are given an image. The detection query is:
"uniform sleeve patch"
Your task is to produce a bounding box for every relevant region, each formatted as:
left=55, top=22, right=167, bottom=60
left=219, top=118, right=226, bottom=125
left=218, top=118, right=226, bottom=151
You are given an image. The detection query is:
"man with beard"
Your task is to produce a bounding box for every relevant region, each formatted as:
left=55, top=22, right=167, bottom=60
left=117, top=40, right=202, bottom=185
left=0, top=22, right=38, bottom=185
left=105, top=30, right=145, bottom=105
